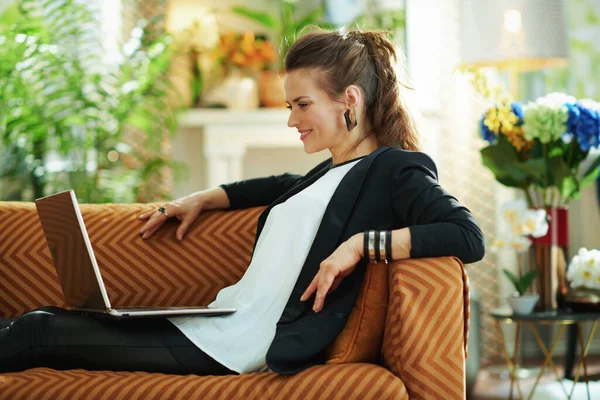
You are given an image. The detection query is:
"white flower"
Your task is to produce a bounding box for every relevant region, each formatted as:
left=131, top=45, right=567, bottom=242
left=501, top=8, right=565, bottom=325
left=579, top=98, right=600, bottom=112
left=537, top=92, right=577, bottom=107
left=521, top=209, right=549, bottom=238
left=568, top=248, right=600, bottom=289
left=510, top=236, right=532, bottom=253
left=501, top=199, right=528, bottom=224
left=566, top=254, right=581, bottom=282
left=490, top=237, right=508, bottom=252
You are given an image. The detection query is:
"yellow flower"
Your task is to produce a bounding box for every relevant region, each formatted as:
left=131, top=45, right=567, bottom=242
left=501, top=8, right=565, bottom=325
left=504, top=126, right=534, bottom=152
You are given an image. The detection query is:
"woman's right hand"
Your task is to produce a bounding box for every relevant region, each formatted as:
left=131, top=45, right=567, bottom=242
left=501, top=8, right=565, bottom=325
left=138, top=195, right=204, bottom=241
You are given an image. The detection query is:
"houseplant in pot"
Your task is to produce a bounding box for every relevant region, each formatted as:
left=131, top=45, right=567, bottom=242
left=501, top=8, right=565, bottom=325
left=492, top=199, right=549, bottom=314
left=231, top=0, right=331, bottom=107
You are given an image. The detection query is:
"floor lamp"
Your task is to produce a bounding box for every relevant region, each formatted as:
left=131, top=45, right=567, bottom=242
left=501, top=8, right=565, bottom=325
left=459, top=0, right=568, bottom=101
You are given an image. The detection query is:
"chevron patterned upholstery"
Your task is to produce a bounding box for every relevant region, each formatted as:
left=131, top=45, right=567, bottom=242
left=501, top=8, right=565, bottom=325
left=0, top=364, right=407, bottom=400
left=382, top=257, right=469, bottom=399
left=0, top=202, right=469, bottom=399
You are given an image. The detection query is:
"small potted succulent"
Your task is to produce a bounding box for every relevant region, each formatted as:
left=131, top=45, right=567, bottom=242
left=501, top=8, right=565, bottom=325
left=492, top=199, right=549, bottom=314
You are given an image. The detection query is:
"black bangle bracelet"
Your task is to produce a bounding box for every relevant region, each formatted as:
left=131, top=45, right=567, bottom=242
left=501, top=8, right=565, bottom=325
left=363, top=231, right=369, bottom=262
left=374, top=231, right=381, bottom=263
left=386, top=230, right=392, bottom=263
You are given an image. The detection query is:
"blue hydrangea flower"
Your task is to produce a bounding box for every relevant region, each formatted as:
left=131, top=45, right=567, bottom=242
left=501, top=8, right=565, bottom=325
left=480, top=111, right=496, bottom=143
left=565, top=103, right=580, bottom=134
left=574, top=103, right=600, bottom=152
left=511, top=102, right=524, bottom=125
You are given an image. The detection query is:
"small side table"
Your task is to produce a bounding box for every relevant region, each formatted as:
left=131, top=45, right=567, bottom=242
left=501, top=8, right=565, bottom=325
left=490, top=310, right=600, bottom=400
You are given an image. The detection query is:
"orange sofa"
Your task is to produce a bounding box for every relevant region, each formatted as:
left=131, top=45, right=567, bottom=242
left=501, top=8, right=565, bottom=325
left=0, top=202, right=470, bottom=400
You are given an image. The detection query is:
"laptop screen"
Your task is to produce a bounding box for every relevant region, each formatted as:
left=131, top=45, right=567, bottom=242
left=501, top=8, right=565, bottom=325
left=35, top=190, right=108, bottom=310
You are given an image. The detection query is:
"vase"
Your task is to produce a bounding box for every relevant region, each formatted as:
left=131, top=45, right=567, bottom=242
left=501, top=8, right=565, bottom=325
left=565, top=287, right=600, bottom=312
left=203, top=68, right=259, bottom=110
left=527, top=207, right=569, bottom=311
left=507, top=294, right=540, bottom=314
left=258, top=70, right=287, bottom=108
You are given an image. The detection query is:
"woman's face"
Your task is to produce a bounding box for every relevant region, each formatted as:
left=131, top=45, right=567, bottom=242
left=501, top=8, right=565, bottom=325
left=284, top=68, right=348, bottom=155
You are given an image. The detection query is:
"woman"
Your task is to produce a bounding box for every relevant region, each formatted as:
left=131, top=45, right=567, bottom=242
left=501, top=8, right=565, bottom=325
left=1, top=28, right=484, bottom=376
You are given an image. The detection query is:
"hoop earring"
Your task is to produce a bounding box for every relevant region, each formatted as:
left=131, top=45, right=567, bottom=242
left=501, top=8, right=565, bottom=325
left=344, top=109, right=358, bottom=132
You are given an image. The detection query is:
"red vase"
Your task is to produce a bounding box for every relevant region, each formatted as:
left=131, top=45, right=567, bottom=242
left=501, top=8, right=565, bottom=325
left=527, top=207, right=569, bottom=311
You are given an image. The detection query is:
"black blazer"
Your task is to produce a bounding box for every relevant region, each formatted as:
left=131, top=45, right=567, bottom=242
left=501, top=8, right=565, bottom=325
left=220, top=146, right=485, bottom=374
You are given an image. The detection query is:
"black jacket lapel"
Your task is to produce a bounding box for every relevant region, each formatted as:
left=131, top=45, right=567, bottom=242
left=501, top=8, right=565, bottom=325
left=279, top=146, right=391, bottom=322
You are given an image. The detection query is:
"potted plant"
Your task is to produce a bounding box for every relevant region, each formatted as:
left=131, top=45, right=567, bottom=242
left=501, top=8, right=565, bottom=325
left=492, top=199, right=550, bottom=314
left=503, top=269, right=539, bottom=314
left=0, top=0, right=184, bottom=203
left=203, top=31, right=277, bottom=109
left=231, top=0, right=332, bottom=107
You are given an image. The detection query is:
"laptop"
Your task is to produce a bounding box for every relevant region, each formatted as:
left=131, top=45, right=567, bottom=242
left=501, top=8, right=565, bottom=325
left=35, top=189, right=237, bottom=318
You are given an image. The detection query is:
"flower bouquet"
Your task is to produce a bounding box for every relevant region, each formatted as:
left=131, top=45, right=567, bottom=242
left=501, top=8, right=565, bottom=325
left=213, top=31, right=277, bottom=75
left=492, top=199, right=549, bottom=313
left=479, top=92, right=600, bottom=208
left=565, top=248, right=600, bottom=311
left=204, top=31, right=277, bottom=109
left=462, top=67, right=600, bottom=310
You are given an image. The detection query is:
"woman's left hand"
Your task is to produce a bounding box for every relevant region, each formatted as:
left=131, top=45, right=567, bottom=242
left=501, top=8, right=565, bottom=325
left=300, top=233, right=363, bottom=312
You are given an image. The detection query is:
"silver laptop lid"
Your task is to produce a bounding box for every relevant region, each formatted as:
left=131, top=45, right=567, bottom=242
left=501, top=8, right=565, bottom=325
left=35, top=189, right=112, bottom=310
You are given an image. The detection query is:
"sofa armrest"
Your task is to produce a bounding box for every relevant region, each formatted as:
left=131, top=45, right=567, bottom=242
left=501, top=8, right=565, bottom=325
left=381, top=257, right=470, bottom=400
left=0, top=202, right=264, bottom=318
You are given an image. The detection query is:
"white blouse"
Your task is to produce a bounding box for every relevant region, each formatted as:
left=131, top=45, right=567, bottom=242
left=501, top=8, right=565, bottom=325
left=168, top=158, right=362, bottom=374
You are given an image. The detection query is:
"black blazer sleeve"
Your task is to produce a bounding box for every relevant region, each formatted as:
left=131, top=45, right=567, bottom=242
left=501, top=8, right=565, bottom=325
left=391, top=153, right=485, bottom=264
left=219, top=173, right=304, bottom=210
left=219, top=158, right=332, bottom=210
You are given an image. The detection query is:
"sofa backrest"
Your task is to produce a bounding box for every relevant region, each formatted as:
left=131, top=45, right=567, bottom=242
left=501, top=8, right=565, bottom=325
left=0, top=202, right=262, bottom=317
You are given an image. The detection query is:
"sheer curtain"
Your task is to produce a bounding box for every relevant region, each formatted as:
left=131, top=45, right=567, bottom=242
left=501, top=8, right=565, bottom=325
left=406, top=0, right=505, bottom=367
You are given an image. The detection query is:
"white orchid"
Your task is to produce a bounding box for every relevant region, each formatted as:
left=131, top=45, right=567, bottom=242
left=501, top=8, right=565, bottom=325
left=496, top=199, right=549, bottom=247
left=567, top=247, right=600, bottom=290
left=490, top=237, right=508, bottom=252
left=510, top=236, right=532, bottom=253
left=501, top=199, right=528, bottom=224
left=521, top=209, right=549, bottom=238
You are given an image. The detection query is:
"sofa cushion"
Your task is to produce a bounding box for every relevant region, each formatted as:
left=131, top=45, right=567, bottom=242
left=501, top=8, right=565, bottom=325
left=0, top=364, right=407, bottom=400
left=325, top=262, right=389, bottom=364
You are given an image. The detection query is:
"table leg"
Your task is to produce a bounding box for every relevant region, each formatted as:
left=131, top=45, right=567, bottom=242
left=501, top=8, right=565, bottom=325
left=526, top=324, right=568, bottom=400
left=564, top=324, right=578, bottom=380
left=569, top=320, right=598, bottom=400
left=494, top=319, right=524, bottom=400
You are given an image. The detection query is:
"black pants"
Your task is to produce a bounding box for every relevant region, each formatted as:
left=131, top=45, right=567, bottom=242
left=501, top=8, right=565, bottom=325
left=0, top=306, right=236, bottom=376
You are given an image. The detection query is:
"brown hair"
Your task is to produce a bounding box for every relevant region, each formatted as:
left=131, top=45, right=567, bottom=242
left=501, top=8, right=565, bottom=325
left=284, top=27, right=420, bottom=151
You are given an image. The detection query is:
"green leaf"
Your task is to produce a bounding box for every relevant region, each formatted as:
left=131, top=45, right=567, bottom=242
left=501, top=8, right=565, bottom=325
left=231, top=7, right=279, bottom=30
left=480, top=135, right=529, bottom=187
left=548, top=156, right=571, bottom=190
left=519, top=270, right=537, bottom=293
left=581, top=154, right=600, bottom=181
left=514, top=158, right=546, bottom=184
left=503, top=269, right=521, bottom=294
left=580, top=166, right=599, bottom=189
left=561, top=176, right=578, bottom=200
left=295, top=8, right=324, bottom=33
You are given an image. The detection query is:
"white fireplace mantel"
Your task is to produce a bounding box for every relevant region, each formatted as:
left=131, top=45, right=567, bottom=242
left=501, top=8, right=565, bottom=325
left=174, top=108, right=302, bottom=195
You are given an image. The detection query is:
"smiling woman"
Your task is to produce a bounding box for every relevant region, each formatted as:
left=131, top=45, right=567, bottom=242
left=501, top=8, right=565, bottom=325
left=1, top=26, right=484, bottom=378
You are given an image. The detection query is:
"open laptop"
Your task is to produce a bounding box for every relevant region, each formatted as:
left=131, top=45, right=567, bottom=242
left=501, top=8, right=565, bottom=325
left=35, top=189, right=237, bottom=318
